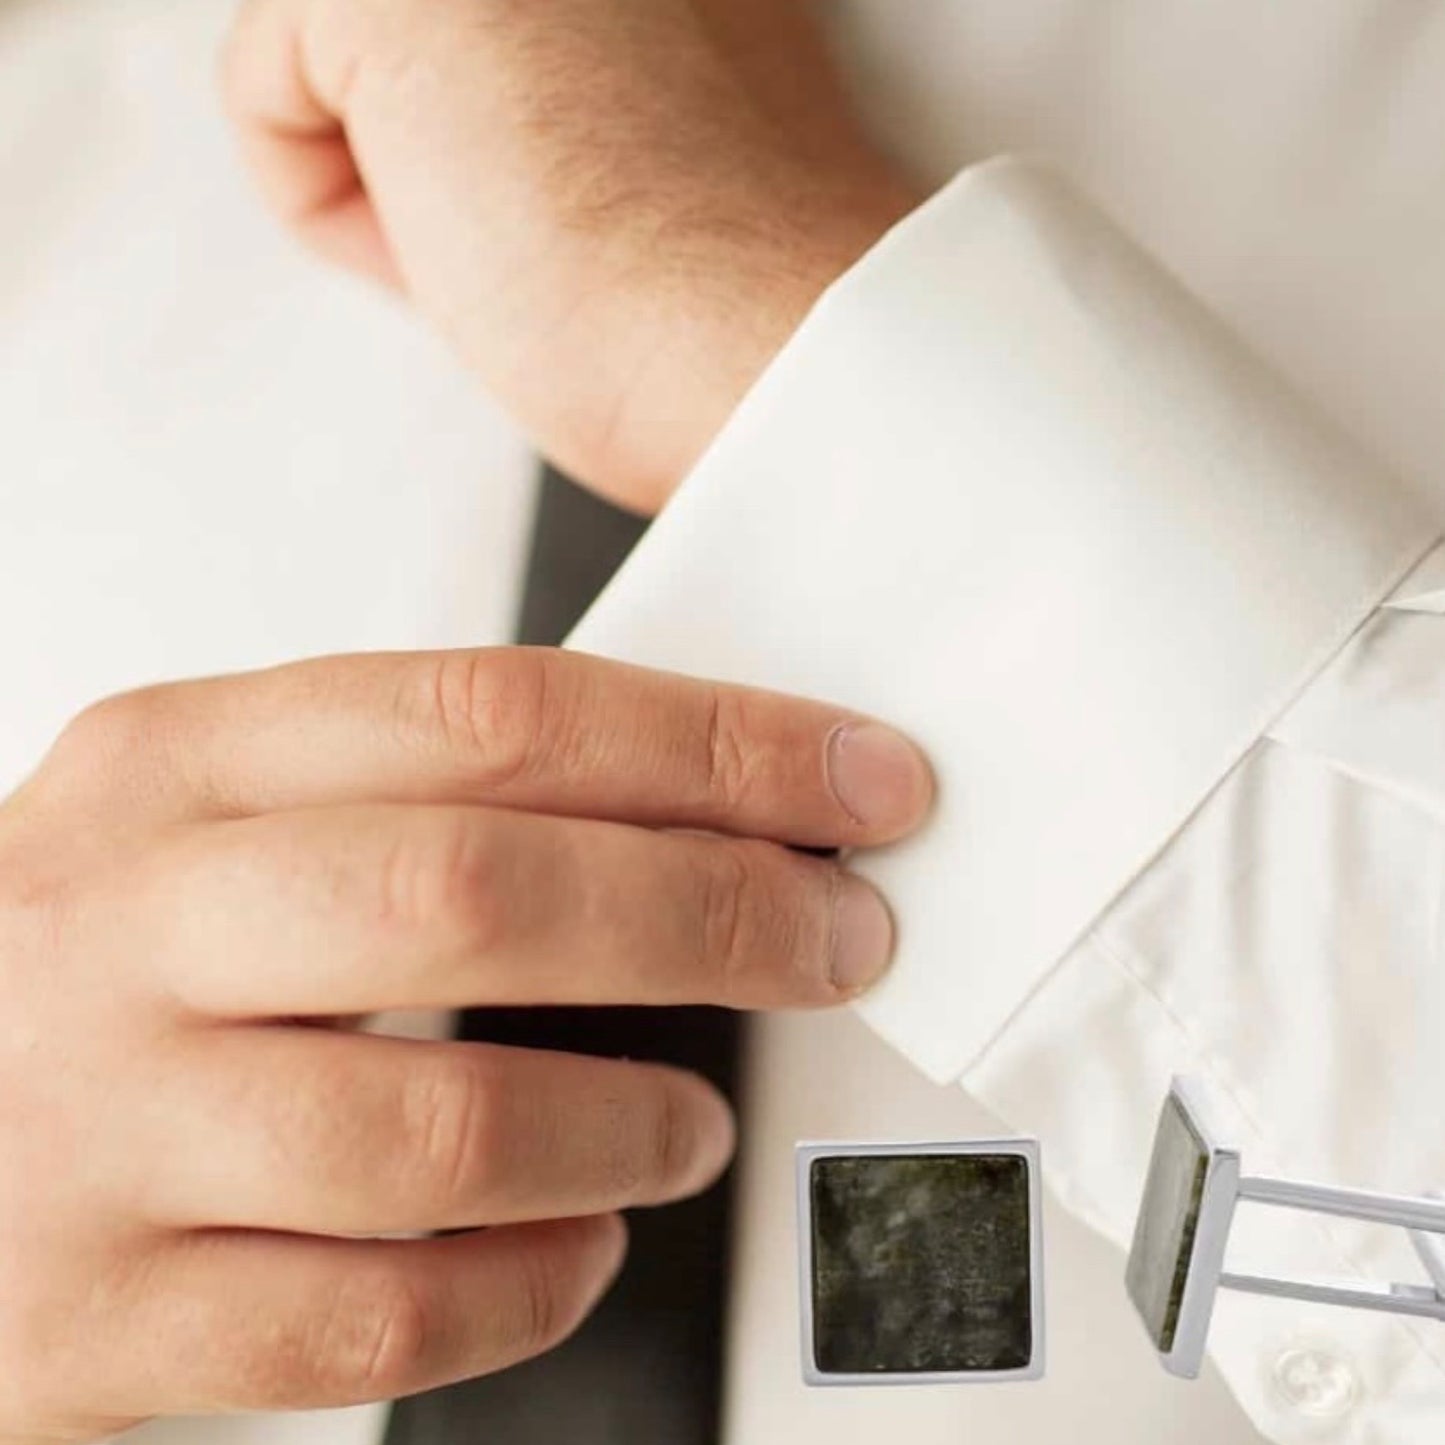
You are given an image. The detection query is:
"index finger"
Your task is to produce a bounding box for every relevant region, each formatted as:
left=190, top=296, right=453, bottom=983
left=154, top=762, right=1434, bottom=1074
left=61, top=648, right=932, bottom=848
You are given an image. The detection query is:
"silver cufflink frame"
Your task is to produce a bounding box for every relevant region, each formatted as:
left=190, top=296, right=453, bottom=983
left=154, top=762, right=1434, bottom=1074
left=796, top=1137, right=1045, bottom=1386
left=1126, top=1075, right=1445, bottom=1379
left=795, top=1077, right=1445, bottom=1389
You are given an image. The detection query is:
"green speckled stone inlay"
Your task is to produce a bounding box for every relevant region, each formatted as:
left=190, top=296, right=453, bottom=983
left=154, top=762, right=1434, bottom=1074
left=1125, top=1094, right=1211, bottom=1352
left=809, top=1153, right=1032, bottom=1375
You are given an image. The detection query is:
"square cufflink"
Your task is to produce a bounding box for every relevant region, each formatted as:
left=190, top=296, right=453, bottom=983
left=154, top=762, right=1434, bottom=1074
left=1126, top=1075, right=1445, bottom=1379
left=796, top=1138, right=1045, bottom=1385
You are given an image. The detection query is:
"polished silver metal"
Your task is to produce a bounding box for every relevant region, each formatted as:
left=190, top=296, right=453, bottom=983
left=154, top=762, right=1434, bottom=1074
left=1129, top=1077, right=1445, bottom=1379
left=1411, top=1197, right=1445, bottom=1298
left=1236, top=1175, right=1445, bottom=1234
left=795, top=1137, right=1045, bottom=1387
left=1217, top=1271, right=1445, bottom=1320
left=1137, top=1075, right=1241, bottom=1380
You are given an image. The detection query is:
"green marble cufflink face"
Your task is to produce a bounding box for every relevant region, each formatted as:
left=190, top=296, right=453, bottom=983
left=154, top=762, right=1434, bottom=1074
left=1124, top=1077, right=1242, bottom=1379
left=1127, top=1076, right=1445, bottom=1380
left=797, top=1140, right=1045, bottom=1385
left=1125, top=1092, right=1211, bottom=1354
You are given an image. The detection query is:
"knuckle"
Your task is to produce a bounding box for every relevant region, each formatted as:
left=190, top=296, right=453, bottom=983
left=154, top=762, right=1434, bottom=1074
left=701, top=687, right=759, bottom=813
left=402, top=1054, right=504, bottom=1215
left=696, top=844, right=815, bottom=1003
left=769, top=854, right=819, bottom=983
left=0, top=862, right=65, bottom=963
left=47, top=686, right=171, bottom=780
left=592, top=1081, right=689, bottom=1202
left=690, top=843, right=803, bottom=999
left=405, top=648, right=554, bottom=790
left=641, top=1081, right=695, bottom=1196
left=0, top=845, right=78, bottom=998
left=510, top=1245, right=570, bottom=1358
left=313, top=1269, right=430, bottom=1401
left=376, top=811, right=507, bottom=950
left=695, top=845, right=754, bottom=1000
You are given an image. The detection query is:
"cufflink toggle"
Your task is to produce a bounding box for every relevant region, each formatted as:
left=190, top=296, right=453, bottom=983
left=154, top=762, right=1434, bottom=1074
left=796, top=1138, right=1045, bottom=1385
left=1126, top=1076, right=1445, bottom=1379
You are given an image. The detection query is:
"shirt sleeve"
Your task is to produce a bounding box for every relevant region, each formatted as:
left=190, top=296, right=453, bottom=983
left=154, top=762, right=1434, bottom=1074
left=565, top=156, right=1445, bottom=1438
left=969, top=551, right=1445, bottom=1439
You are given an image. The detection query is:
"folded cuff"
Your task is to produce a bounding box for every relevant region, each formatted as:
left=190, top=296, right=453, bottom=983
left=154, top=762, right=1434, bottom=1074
left=568, top=156, right=1439, bottom=1083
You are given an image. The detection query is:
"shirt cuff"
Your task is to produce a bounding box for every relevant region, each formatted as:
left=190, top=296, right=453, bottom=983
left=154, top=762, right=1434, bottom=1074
left=568, top=155, right=1439, bottom=1083
left=964, top=558, right=1445, bottom=1440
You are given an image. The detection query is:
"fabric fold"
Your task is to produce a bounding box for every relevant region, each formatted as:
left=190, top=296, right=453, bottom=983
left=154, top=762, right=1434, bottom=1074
left=567, top=156, right=1438, bottom=1084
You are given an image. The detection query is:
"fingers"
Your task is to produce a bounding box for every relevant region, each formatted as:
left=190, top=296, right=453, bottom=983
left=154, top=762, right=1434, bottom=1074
left=94, top=1218, right=626, bottom=1416
left=220, top=0, right=400, bottom=287
left=114, top=802, right=895, bottom=1016
left=48, top=647, right=931, bottom=844
left=139, top=1030, right=733, bottom=1235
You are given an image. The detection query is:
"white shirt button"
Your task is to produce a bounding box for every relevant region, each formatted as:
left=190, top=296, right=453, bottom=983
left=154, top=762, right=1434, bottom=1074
left=1271, top=1346, right=1360, bottom=1419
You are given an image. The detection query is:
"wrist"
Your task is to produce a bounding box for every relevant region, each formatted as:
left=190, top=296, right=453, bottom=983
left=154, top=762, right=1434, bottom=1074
left=578, top=171, right=919, bottom=513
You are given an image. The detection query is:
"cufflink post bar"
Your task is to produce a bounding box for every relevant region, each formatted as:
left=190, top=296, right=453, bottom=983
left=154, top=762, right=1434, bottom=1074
left=1409, top=1202, right=1445, bottom=1299
left=1222, top=1177, right=1445, bottom=1321
left=1126, top=1077, right=1445, bottom=1379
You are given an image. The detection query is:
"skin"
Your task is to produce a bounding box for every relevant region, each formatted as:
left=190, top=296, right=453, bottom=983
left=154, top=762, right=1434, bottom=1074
left=221, top=0, right=919, bottom=512
left=0, top=649, right=932, bottom=1440
left=0, top=4, right=930, bottom=1439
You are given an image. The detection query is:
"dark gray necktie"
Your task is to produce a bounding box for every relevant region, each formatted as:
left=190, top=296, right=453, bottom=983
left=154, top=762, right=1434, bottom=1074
left=384, top=467, right=740, bottom=1445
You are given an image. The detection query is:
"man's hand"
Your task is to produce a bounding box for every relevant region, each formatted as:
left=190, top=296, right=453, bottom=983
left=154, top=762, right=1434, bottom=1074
left=0, top=647, right=930, bottom=1440
left=222, top=0, right=916, bottom=512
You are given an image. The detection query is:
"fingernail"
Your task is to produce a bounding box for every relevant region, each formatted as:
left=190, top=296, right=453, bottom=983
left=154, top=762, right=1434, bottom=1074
left=829, top=874, right=895, bottom=994
left=826, top=721, right=933, bottom=832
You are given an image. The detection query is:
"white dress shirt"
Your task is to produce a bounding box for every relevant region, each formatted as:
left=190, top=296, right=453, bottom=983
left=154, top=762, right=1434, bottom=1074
left=3, top=2, right=1444, bottom=1444
left=573, top=158, right=1445, bottom=1445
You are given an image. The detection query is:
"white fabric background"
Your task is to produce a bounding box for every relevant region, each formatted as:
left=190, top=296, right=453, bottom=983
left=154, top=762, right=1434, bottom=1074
left=0, top=0, right=536, bottom=796
left=0, top=3, right=533, bottom=1443
left=2, top=2, right=1443, bottom=1444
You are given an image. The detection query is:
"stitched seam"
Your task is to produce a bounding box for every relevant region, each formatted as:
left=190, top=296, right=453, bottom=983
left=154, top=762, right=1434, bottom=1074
left=959, top=531, right=1442, bottom=1081
left=1260, top=730, right=1445, bottom=828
